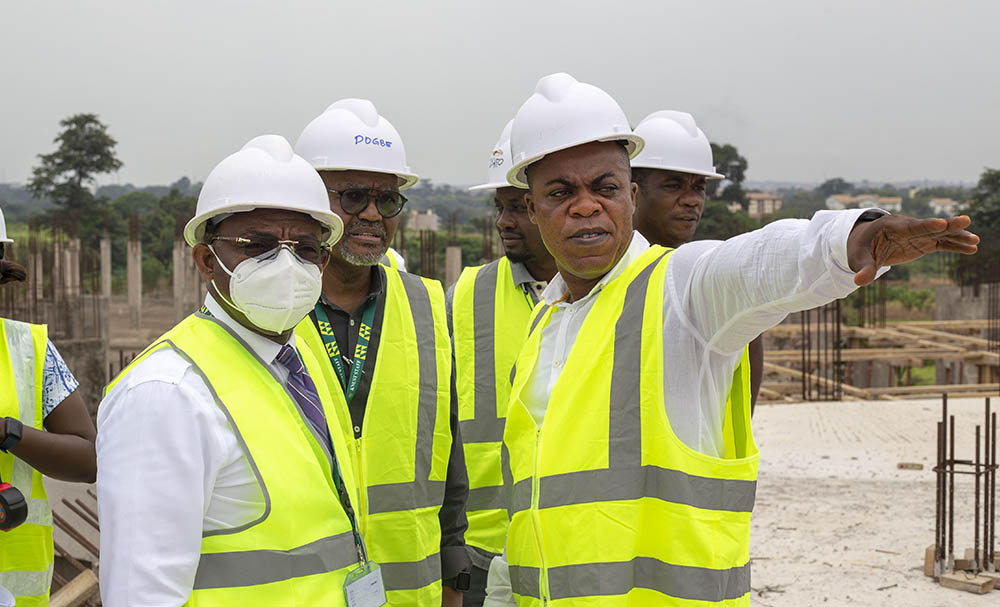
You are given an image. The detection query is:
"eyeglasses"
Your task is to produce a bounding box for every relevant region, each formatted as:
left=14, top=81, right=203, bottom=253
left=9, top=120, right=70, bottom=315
left=328, top=188, right=407, bottom=218
left=210, top=235, right=330, bottom=265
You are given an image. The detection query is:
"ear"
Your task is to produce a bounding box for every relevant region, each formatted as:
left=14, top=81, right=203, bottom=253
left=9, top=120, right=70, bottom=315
left=526, top=191, right=538, bottom=225
left=192, top=243, right=215, bottom=281
left=629, top=181, right=638, bottom=213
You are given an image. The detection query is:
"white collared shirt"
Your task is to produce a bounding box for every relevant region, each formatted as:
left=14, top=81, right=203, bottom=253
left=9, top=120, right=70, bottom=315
left=485, top=208, right=881, bottom=607
left=96, top=296, right=296, bottom=607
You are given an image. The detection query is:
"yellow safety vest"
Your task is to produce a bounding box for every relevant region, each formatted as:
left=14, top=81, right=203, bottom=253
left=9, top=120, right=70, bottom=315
left=502, top=246, right=759, bottom=606
left=0, top=319, right=52, bottom=607
left=452, top=257, right=535, bottom=556
left=298, top=268, right=453, bottom=606
left=107, top=313, right=363, bottom=606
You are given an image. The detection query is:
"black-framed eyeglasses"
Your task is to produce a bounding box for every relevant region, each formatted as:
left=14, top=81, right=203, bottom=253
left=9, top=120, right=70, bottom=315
left=210, top=235, right=330, bottom=265
left=328, top=188, right=407, bottom=218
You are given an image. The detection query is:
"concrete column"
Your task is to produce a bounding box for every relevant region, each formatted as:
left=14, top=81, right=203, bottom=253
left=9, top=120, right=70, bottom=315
left=100, top=235, right=112, bottom=299
left=52, top=240, right=64, bottom=300
left=445, top=246, right=462, bottom=289
left=127, top=215, right=142, bottom=330
left=173, top=239, right=188, bottom=322
left=67, top=238, right=81, bottom=297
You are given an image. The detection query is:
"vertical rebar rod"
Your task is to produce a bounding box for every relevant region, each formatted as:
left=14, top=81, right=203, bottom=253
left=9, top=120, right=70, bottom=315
left=976, top=425, right=982, bottom=573
left=987, top=399, right=992, bottom=571
left=950, top=414, right=956, bottom=564
left=936, top=420, right=944, bottom=567
left=942, top=394, right=949, bottom=564
left=989, top=412, right=997, bottom=571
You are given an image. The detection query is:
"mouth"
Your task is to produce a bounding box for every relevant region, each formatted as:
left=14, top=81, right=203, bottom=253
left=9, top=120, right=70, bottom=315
left=567, top=227, right=610, bottom=246
left=673, top=214, right=700, bottom=224
left=500, top=232, right=524, bottom=243
left=345, top=223, right=386, bottom=245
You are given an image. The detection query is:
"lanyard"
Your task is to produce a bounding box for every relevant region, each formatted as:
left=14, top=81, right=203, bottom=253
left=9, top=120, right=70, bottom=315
left=314, top=300, right=376, bottom=404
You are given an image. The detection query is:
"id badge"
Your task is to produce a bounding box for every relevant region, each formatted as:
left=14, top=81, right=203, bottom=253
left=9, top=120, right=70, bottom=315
left=344, top=561, right=387, bottom=607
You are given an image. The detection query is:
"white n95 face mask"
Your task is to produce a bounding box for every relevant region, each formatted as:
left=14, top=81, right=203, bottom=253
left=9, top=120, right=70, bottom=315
left=211, top=245, right=322, bottom=333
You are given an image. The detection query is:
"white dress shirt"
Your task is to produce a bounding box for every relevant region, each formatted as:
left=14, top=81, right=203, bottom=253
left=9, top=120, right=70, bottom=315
left=96, top=296, right=295, bottom=607
left=484, top=209, right=882, bottom=606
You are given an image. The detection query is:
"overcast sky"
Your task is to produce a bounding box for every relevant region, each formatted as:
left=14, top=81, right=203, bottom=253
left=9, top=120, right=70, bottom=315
left=2, top=1, right=997, bottom=188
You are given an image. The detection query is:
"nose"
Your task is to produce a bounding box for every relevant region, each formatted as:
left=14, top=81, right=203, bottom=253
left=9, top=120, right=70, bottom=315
left=679, top=187, right=705, bottom=208
left=357, top=198, right=383, bottom=222
left=496, top=206, right=517, bottom=229
left=568, top=190, right=601, bottom=218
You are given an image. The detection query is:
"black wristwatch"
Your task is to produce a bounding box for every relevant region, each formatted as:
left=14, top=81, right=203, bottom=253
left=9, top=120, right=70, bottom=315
left=0, top=417, right=23, bottom=453
left=857, top=209, right=889, bottom=223
left=443, top=570, right=472, bottom=592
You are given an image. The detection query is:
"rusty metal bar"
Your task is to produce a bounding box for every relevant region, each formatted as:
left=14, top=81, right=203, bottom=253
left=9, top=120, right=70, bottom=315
left=936, top=419, right=944, bottom=569
left=74, top=498, right=100, bottom=530
left=52, top=511, right=100, bottom=558
left=976, top=424, right=982, bottom=573
left=62, top=498, right=99, bottom=532
left=949, top=414, right=955, bottom=565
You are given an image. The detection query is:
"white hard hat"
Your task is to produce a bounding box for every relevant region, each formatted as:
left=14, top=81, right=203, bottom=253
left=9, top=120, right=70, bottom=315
left=507, top=73, right=644, bottom=188
left=469, top=119, right=523, bottom=192
left=0, top=207, right=12, bottom=244
left=295, top=99, right=419, bottom=190
left=631, top=110, right=724, bottom=179
left=184, top=135, right=344, bottom=247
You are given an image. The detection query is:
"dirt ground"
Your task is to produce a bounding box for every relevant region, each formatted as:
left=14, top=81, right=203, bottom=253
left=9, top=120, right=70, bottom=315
left=47, top=391, right=1000, bottom=606
left=750, top=396, right=997, bottom=606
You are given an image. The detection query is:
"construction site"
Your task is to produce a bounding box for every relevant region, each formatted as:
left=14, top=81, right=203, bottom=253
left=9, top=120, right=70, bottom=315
left=0, top=212, right=995, bottom=606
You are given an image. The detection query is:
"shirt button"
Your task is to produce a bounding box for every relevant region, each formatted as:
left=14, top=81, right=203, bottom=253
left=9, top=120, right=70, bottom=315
left=349, top=319, right=355, bottom=326
left=354, top=425, right=361, bottom=433
left=553, top=360, right=562, bottom=368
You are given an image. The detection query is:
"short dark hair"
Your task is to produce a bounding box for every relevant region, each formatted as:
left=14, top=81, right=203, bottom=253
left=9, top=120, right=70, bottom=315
left=631, top=167, right=654, bottom=191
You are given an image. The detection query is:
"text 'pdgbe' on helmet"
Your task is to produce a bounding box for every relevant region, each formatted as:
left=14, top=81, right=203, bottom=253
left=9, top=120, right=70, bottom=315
left=295, top=98, right=419, bottom=190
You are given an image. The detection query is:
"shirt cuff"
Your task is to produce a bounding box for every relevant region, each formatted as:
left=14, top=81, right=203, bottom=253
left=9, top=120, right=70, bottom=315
left=440, top=544, right=472, bottom=586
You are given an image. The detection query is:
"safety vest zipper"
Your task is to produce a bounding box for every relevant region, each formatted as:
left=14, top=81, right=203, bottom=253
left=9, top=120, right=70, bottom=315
left=354, top=436, right=367, bottom=536
left=531, top=425, right=551, bottom=604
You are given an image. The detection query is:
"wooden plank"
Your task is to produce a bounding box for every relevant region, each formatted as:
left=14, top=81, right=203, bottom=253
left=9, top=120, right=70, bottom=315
left=894, top=325, right=993, bottom=348
left=939, top=572, right=994, bottom=594
left=924, top=544, right=936, bottom=577
left=762, top=362, right=878, bottom=399
left=867, top=383, right=1000, bottom=396
left=50, top=569, right=99, bottom=607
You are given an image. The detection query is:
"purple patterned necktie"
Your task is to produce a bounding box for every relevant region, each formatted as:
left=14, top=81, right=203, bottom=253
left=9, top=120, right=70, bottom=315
left=276, top=344, right=331, bottom=448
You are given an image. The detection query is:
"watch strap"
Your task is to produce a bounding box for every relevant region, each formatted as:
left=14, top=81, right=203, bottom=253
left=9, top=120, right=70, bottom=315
left=0, top=418, right=23, bottom=453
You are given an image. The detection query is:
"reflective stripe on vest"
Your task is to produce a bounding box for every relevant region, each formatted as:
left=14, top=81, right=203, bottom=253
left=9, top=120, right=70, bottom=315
left=453, top=257, right=536, bottom=554
left=502, top=246, right=759, bottom=605
left=0, top=319, right=53, bottom=607
left=297, top=268, right=451, bottom=604
left=106, top=314, right=362, bottom=606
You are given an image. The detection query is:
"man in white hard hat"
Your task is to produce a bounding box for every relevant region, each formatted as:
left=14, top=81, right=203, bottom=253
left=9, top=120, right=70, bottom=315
left=631, top=110, right=763, bottom=414
left=294, top=99, right=470, bottom=607
left=484, top=73, right=978, bottom=606
left=97, top=136, right=381, bottom=606
left=448, top=120, right=557, bottom=607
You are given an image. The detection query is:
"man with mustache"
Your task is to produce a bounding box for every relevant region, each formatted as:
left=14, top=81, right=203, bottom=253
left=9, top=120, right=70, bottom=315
left=631, top=110, right=763, bottom=414
left=449, top=119, right=557, bottom=607
left=294, top=99, right=470, bottom=607
left=484, top=73, right=978, bottom=606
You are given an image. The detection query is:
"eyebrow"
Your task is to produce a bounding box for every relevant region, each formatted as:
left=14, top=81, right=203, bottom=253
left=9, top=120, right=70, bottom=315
left=589, top=172, right=617, bottom=187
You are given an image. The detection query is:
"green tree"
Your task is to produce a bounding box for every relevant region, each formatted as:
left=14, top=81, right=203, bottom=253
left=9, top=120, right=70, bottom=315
left=953, top=168, right=1000, bottom=285
left=707, top=143, right=748, bottom=205
left=27, top=113, right=122, bottom=237
left=815, top=177, right=854, bottom=199
left=693, top=201, right=757, bottom=241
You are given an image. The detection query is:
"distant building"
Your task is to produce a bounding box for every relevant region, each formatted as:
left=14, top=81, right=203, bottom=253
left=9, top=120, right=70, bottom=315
left=928, top=197, right=959, bottom=216
left=407, top=209, right=440, bottom=231
left=825, top=193, right=901, bottom=212
left=745, top=192, right=783, bottom=219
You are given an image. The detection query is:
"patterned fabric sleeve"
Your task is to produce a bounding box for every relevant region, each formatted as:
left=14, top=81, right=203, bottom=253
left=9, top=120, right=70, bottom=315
left=42, top=339, right=80, bottom=418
